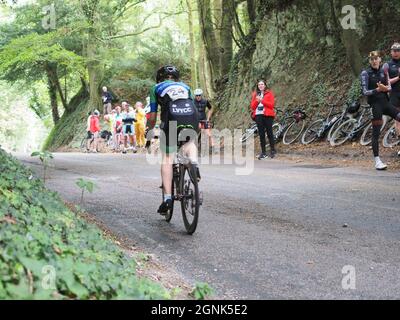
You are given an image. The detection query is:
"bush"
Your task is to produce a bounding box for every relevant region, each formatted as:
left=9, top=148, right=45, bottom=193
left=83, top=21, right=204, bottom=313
left=0, top=148, right=169, bottom=299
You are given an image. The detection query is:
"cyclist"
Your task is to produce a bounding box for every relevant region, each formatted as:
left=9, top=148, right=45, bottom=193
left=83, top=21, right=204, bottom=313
left=122, top=106, right=137, bottom=154
left=193, top=88, right=215, bottom=152
left=385, top=43, right=400, bottom=156
left=147, top=65, right=200, bottom=214
left=360, top=51, right=400, bottom=170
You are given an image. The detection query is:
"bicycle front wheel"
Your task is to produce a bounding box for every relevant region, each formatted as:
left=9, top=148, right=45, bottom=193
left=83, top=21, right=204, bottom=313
left=282, top=120, right=305, bottom=145
left=240, top=124, right=258, bottom=143
left=180, top=163, right=200, bottom=235
left=301, top=119, right=323, bottom=145
left=360, top=122, right=373, bottom=146
left=330, top=119, right=357, bottom=146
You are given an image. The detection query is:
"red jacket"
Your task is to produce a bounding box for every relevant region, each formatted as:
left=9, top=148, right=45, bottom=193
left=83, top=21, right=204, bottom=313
left=250, top=90, right=275, bottom=118
left=89, top=115, right=100, bottom=133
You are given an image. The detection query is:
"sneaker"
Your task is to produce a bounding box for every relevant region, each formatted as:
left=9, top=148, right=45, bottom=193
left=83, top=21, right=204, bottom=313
left=157, top=199, right=173, bottom=215
left=397, top=151, right=400, bottom=157
left=270, top=150, right=276, bottom=159
left=375, top=158, right=387, bottom=170
left=258, top=153, right=268, bottom=160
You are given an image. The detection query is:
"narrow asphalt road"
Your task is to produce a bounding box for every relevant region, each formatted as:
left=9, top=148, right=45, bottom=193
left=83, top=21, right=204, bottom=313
left=17, top=152, right=400, bottom=299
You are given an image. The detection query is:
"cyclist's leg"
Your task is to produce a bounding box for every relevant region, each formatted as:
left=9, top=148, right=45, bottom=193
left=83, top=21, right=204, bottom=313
left=371, top=100, right=383, bottom=158
left=158, top=127, right=176, bottom=213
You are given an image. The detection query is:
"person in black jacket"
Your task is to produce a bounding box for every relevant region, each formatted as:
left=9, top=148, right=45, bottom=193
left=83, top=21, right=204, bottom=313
left=101, top=86, right=113, bottom=115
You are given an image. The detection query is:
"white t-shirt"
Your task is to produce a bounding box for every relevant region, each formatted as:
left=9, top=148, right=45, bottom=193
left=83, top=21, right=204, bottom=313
left=255, top=93, right=264, bottom=115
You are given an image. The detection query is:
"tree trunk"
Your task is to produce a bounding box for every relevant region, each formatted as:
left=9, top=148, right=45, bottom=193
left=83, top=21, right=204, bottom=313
left=186, top=0, right=198, bottom=88
left=246, top=0, right=256, bottom=26
left=197, top=0, right=221, bottom=89
left=220, top=0, right=233, bottom=76
left=86, top=29, right=102, bottom=110
left=45, top=65, right=60, bottom=125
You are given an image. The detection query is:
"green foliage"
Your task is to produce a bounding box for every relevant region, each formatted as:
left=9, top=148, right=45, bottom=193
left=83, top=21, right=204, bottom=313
left=191, top=282, right=214, bottom=300
left=31, top=150, right=54, bottom=163
left=76, top=178, right=97, bottom=204
left=0, top=148, right=170, bottom=299
left=0, top=31, right=85, bottom=84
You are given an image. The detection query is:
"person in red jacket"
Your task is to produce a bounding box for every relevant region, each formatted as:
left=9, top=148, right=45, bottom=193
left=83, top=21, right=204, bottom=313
left=250, top=79, right=276, bottom=159
left=89, top=110, right=101, bottom=153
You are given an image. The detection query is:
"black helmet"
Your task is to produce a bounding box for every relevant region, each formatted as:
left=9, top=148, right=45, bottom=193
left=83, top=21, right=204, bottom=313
left=347, top=101, right=361, bottom=114
left=156, top=65, right=180, bottom=83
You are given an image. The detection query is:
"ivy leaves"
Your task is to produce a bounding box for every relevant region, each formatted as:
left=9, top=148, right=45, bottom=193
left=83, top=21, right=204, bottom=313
left=0, top=148, right=169, bottom=300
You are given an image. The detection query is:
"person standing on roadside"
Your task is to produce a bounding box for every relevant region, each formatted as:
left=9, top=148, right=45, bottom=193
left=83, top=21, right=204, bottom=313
left=89, top=110, right=101, bottom=153
left=101, top=86, right=113, bottom=115
left=250, top=79, right=276, bottom=160
left=193, top=88, right=215, bottom=152
left=385, top=43, right=400, bottom=156
left=360, top=51, right=400, bottom=170
left=134, top=101, right=147, bottom=148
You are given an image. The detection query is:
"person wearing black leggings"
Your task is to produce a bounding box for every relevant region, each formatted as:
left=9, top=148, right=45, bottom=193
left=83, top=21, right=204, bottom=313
left=250, top=80, right=276, bottom=160
left=360, top=51, right=400, bottom=170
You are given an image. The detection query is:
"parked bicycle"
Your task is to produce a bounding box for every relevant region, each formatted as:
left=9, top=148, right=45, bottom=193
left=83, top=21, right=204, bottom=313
left=330, top=103, right=372, bottom=146
left=301, top=104, right=344, bottom=145
left=382, top=122, right=400, bottom=148
left=160, top=142, right=203, bottom=235
left=359, top=115, right=390, bottom=146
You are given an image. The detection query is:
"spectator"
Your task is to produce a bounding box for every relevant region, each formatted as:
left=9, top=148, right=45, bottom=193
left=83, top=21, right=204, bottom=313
left=122, top=106, right=137, bottom=153
left=250, top=79, right=276, bottom=160
left=86, top=111, right=94, bottom=152
left=101, top=86, right=113, bottom=115
left=134, top=101, right=146, bottom=148
left=89, top=110, right=101, bottom=153
left=114, top=106, right=123, bottom=152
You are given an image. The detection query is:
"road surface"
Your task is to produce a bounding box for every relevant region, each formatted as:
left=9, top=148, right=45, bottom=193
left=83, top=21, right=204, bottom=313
left=18, top=152, right=400, bottom=299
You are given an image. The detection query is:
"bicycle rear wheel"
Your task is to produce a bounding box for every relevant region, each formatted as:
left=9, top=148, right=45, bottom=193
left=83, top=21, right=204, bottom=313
left=282, top=120, right=305, bottom=145
left=180, top=163, right=200, bottom=235
left=301, top=119, right=323, bottom=145
left=330, top=119, right=357, bottom=146
left=383, top=123, right=400, bottom=148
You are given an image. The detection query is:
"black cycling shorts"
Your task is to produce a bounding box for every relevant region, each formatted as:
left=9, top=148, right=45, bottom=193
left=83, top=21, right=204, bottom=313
left=87, top=131, right=93, bottom=139
left=371, top=97, right=400, bottom=121
left=160, top=123, right=199, bottom=154
left=390, top=91, right=400, bottom=109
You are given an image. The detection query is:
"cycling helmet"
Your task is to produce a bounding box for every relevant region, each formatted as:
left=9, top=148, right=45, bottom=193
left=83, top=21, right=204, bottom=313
left=347, top=101, right=360, bottom=114
left=391, top=43, right=400, bottom=50
left=194, top=88, right=203, bottom=96
left=156, top=65, right=180, bottom=83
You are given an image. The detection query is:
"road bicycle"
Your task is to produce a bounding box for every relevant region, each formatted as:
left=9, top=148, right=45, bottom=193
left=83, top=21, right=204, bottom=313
left=382, top=122, right=400, bottom=148
left=359, top=115, right=390, bottom=146
left=330, top=104, right=372, bottom=146
left=301, top=104, right=344, bottom=145
left=160, top=141, right=203, bottom=235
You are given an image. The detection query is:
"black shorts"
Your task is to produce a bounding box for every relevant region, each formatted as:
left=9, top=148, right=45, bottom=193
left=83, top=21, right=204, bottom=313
left=160, top=122, right=199, bottom=154
left=390, top=91, right=400, bottom=109
left=371, top=97, right=400, bottom=121
left=87, top=131, right=93, bottom=139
